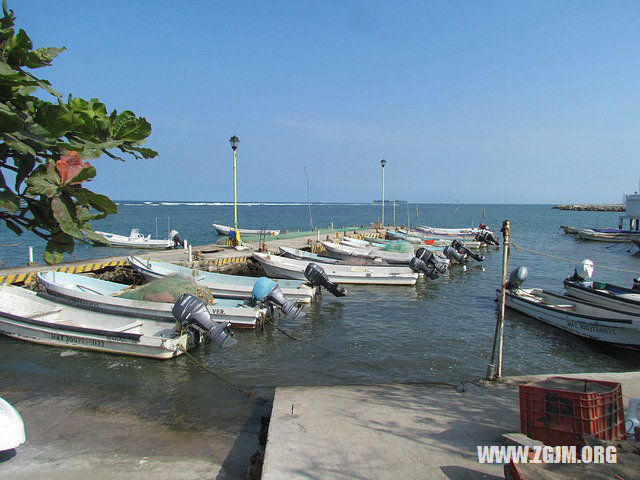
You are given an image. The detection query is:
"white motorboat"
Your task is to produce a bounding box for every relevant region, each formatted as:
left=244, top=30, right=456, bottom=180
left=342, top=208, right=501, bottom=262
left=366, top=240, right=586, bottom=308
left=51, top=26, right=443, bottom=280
left=94, top=229, right=182, bottom=249
left=502, top=267, right=640, bottom=348
left=252, top=252, right=419, bottom=285
left=321, top=241, right=415, bottom=265
left=563, top=260, right=640, bottom=315
left=0, top=397, right=25, bottom=451
left=212, top=223, right=280, bottom=236
left=36, top=271, right=266, bottom=329
left=0, top=285, right=200, bottom=359
left=128, top=256, right=316, bottom=303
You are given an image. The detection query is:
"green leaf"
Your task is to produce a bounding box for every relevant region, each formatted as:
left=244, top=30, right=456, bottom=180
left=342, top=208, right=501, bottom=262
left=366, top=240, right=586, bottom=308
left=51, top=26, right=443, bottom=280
left=66, top=165, right=96, bottom=184
left=51, top=194, right=83, bottom=238
left=0, top=189, right=20, bottom=212
left=81, top=227, right=109, bottom=245
left=24, top=46, right=65, bottom=68
left=2, top=133, right=36, bottom=155
left=75, top=187, right=117, bottom=214
left=43, top=245, right=63, bottom=265
left=0, top=103, right=22, bottom=132
left=25, top=160, right=59, bottom=197
left=111, top=110, right=151, bottom=141
left=15, top=155, right=36, bottom=189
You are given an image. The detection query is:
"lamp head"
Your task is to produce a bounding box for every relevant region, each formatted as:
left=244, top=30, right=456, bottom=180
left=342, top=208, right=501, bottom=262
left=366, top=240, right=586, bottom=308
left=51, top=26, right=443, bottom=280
left=229, top=135, right=240, bottom=151
left=380, top=159, right=386, bottom=168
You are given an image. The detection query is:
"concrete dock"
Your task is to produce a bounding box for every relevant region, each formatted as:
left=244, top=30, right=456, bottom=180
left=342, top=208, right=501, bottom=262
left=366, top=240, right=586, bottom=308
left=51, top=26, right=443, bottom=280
left=261, top=372, right=640, bottom=480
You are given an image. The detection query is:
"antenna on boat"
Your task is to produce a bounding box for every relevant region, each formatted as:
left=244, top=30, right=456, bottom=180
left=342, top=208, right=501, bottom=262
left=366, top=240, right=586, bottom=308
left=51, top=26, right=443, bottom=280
left=167, top=217, right=170, bottom=239
left=155, top=217, right=158, bottom=239
left=304, top=167, right=314, bottom=230
left=406, top=203, right=410, bottom=230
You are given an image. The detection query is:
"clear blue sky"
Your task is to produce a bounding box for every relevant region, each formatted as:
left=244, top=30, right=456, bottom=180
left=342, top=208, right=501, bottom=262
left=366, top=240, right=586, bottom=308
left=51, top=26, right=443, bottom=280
left=15, top=1, right=640, bottom=203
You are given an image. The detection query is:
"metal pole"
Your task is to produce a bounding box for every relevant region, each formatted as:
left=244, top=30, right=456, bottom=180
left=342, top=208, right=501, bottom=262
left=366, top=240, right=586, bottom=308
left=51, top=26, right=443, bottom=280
left=232, top=148, right=241, bottom=245
left=487, top=219, right=510, bottom=380
left=28, top=246, right=33, bottom=264
left=381, top=165, right=385, bottom=226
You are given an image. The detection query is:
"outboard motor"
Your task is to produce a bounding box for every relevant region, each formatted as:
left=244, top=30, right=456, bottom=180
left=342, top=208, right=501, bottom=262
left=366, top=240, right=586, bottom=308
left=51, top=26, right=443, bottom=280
left=172, top=294, right=237, bottom=348
left=566, top=259, right=594, bottom=282
left=443, top=245, right=467, bottom=264
left=505, top=266, right=528, bottom=291
left=169, top=229, right=182, bottom=247
left=415, top=247, right=448, bottom=274
left=476, top=230, right=499, bottom=245
left=409, top=257, right=439, bottom=280
left=251, top=277, right=301, bottom=319
left=304, top=263, right=346, bottom=297
left=633, top=277, right=640, bottom=291
left=451, top=240, right=485, bottom=262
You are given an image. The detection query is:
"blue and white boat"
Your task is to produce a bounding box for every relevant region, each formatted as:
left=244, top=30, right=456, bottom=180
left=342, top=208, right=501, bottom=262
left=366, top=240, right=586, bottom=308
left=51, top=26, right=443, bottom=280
left=36, top=271, right=265, bottom=329
left=128, top=256, right=316, bottom=303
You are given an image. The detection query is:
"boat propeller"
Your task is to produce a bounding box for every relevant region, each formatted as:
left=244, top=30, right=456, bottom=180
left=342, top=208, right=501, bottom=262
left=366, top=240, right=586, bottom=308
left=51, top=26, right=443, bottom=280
left=172, top=294, right=237, bottom=348
left=566, top=259, right=594, bottom=282
left=304, top=263, right=346, bottom=297
left=451, top=240, right=485, bottom=262
left=505, top=266, right=528, bottom=290
left=251, top=277, right=302, bottom=319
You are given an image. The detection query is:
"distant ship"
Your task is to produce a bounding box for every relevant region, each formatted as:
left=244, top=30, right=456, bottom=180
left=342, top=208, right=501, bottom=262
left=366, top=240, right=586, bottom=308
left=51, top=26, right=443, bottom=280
left=374, top=200, right=407, bottom=204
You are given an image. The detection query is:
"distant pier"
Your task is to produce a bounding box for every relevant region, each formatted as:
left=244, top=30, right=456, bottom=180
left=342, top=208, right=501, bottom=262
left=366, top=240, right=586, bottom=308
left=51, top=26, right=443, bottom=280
left=553, top=204, right=625, bottom=212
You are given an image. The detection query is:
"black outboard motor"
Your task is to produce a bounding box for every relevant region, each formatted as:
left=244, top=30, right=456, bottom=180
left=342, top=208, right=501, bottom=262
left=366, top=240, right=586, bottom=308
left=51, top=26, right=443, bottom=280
left=633, top=277, right=640, bottom=291
left=476, top=230, right=499, bottom=245
left=304, top=263, right=346, bottom=297
left=451, top=240, right=485, bottom=262
left=415, top=247, right=448, bottom=274
left=409, top=257, right=439, bottom=280
left=251, top=277, right=302, bottom=319
left=443, top=245, right=467, bottom=264
left=172, top=294, right=237, bottom=348
left=169, top=229, right=182, bottom=248
left=566, top=259, right=594, bottom=283
left=505, top=266, right=528, bottom=290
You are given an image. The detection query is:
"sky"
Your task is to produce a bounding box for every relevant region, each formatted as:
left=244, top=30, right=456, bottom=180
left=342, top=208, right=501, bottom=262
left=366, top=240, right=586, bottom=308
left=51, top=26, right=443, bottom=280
left=14, top=1, right=640, bottom=203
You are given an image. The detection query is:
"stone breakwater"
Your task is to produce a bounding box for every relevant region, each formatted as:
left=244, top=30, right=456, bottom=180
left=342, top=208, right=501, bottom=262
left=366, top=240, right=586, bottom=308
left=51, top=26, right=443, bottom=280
left=553, top=204, right=625, bottom=212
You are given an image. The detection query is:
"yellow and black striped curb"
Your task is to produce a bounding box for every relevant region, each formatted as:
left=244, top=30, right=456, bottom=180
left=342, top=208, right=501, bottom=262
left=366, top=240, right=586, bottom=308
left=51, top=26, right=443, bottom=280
left=208, top=256, right=250, bottom=267
left=0, top=259, right=128, bottom=285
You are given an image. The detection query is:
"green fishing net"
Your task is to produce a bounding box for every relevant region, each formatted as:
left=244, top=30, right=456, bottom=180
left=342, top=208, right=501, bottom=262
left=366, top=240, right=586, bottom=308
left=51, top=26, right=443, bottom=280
left=116, top=274, right=215, bottom=304
left=382, top=240, right=412, bottom=253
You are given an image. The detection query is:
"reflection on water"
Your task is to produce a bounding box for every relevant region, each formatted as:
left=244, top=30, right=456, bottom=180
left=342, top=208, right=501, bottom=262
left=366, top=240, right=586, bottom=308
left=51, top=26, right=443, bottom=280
left=1, top=204, right=640, bottom=436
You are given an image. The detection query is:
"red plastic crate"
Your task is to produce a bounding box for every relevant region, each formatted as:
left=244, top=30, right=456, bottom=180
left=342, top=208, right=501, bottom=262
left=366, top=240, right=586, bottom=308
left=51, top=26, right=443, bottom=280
left=519, top=376, right=625, bottom=446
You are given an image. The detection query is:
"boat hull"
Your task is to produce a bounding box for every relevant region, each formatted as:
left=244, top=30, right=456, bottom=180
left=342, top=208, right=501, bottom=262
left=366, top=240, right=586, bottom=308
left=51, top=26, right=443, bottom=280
left=563, top=280, right=640, bottom=315
left=212, top=223, right=280, bottom=236
left=253, top=253, right=419, bottom=285
left=0, top=397, right=25, bottom=451
left=504, top=288, right=640, bottom=347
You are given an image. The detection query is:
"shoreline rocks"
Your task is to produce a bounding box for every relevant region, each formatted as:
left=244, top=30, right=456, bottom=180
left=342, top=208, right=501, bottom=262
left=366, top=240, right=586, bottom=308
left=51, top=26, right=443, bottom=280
left=552, top=204, right=625, bottom=212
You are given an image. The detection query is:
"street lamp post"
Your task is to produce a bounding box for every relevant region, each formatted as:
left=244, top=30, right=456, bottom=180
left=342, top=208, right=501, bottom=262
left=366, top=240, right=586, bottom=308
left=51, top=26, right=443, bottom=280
left=380, top=159, right=386, bottom=226
left=229, top=135, right=240, bottom=245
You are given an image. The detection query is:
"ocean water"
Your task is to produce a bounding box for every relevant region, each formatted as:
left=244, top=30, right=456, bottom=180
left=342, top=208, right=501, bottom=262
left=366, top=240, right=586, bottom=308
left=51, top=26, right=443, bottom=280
left=1, top=203, right=640, bottom=446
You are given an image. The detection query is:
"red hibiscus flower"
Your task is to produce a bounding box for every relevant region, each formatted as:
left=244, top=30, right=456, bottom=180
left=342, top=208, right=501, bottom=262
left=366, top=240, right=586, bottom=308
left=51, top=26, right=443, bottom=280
left=56, top=151, right=92, bottom=185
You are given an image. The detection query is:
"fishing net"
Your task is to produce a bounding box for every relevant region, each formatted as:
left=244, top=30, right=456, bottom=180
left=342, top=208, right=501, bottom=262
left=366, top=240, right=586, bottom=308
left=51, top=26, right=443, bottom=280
left=115, top=274, right=215, bottom=304
left=382, top=240, right=412, bottom=253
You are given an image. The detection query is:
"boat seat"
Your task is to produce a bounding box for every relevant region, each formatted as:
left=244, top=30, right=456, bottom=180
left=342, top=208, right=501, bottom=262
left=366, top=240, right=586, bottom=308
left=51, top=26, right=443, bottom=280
left=25, top=309, right=63, bottom=319
left=553, top=304, right=576, bottom=310
left=112, top=321, right=144, bottom=332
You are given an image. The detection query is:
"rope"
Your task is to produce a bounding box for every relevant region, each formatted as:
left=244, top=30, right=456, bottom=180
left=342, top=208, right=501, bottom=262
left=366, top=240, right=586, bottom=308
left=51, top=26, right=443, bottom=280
left=180, top=347, right=256, bottom=399
left=265, top=317, right=301, bottom=341
left=510, top=241, right=640, bottom=275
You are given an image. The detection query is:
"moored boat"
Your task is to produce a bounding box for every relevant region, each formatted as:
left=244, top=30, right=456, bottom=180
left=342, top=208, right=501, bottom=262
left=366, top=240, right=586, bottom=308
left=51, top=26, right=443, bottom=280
left=94, top=229, right=182, bottom=249
left=36, top=271, right=265, bottom=329
left=128, top=256, right=316, bottom=303
left=502, top=267, right=640, bottom=348
left=0, top=284, right=200, bottom=359
left=212, top=223, right=280, bottom=236
left=252, top=252, right=420, bottom=285
left=278, top=246, right=339, bottom=264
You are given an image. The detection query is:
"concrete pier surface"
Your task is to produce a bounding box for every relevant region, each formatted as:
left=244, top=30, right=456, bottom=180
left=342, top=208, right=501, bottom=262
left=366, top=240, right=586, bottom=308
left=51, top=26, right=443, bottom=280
left=262, top=372, right=640, bottom=480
